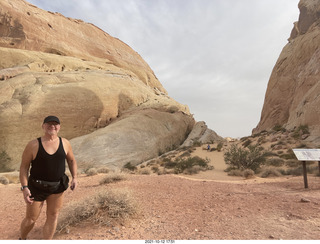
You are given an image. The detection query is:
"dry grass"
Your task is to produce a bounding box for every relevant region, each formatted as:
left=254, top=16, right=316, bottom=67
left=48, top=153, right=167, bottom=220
left=86, top=168, right=98, bottom=176
left=260, top=168, right=282, bottom=178
left=99, top=173, right=127, bottom=185
left=57, top=188, right=139, bottom=233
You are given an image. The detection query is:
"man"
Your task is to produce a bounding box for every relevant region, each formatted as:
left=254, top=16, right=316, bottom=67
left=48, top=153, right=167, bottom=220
left=19, top=115, right=78, bottom=240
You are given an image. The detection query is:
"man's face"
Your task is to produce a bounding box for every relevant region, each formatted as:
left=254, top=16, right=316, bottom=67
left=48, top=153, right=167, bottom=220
left=43, top=121, right=60, bottom=135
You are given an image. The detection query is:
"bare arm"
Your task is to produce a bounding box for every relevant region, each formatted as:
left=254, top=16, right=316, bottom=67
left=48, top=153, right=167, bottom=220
left=19, top=140, right=37, bottom=204
left=63, top=138, right=78, bottom=191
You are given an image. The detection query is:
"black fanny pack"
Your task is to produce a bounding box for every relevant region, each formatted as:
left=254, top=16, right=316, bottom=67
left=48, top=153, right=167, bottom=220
left=30, top=178, right=61, bottom=192
left=30, top=174, right=69, bottom=193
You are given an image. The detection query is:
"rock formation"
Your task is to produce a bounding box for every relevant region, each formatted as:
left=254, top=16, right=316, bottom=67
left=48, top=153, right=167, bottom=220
left=72, top=109, right=194, bottom=169
left=180, top=121, right=224, bottom=148
left=0, top=0, right=200, bottom=170
left=253, top=0, right=320, bottom=142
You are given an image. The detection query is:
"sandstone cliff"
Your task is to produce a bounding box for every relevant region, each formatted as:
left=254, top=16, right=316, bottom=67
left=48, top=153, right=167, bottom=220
left=253, top=0, right=320, bottom=142
left=0, top=0, right=201, bottom=170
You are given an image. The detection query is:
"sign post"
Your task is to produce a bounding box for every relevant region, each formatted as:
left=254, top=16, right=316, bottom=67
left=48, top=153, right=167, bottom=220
left=302, top=161, right=308, bottom=189
left=292, top=149, right=320, bottom=189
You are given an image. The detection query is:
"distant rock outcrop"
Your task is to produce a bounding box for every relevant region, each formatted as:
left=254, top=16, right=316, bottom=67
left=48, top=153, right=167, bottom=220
left=180, top=121, right=223, bottom=147
left=0, top=0, right=197, bottom=170
left=253, top=0, right=320, bottom=142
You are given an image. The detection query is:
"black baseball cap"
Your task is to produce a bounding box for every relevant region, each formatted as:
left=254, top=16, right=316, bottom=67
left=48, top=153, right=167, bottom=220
left=43, top=115, right=60, bottom=124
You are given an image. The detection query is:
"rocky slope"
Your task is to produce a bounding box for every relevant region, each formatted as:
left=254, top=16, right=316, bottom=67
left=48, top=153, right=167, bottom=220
left=0, top=0, right=221, bottom=170
left=253, top=0, right=320, bottom=143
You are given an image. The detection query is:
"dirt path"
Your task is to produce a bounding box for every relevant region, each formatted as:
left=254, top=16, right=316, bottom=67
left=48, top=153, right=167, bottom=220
left=1, top=173, right=319, bottom=240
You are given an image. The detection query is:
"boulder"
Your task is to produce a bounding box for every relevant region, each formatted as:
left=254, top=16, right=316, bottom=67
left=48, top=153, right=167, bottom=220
left=71, top=109, right=195, bottom=170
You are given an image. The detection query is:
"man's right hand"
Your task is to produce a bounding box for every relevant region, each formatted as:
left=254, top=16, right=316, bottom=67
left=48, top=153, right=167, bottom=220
left=22, top=188, right=34, bottom=204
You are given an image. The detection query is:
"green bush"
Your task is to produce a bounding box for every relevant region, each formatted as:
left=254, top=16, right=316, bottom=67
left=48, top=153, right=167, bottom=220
left=224, top=144, right=266, bottom=172
left=164, top=156, right=211, bottom=174
left=216, top=142, right=223, bottom=152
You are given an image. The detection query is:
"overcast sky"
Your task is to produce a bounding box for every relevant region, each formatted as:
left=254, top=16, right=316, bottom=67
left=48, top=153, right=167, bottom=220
left=28, top=0, right=300, bottom=138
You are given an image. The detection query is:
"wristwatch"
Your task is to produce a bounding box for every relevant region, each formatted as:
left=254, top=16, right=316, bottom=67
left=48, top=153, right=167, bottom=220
left=21, top=186, right=28, bottom=191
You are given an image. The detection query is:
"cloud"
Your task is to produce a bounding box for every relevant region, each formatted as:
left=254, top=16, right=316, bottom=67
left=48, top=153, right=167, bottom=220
left=28, top=0, right=300, bottom=137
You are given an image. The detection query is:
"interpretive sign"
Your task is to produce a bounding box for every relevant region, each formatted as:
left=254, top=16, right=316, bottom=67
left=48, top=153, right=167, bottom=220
left=292, top=149, right=320, bottom=188
left=292, top=149, right=320, bottom=161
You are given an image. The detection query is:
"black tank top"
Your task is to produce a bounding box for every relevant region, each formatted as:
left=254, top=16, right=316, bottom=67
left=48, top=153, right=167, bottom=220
left=30, top=137, right=66, bottom=182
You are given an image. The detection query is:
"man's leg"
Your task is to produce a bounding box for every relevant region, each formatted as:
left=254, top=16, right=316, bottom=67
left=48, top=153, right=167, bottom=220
left=42, top=192, right=64, bottom=240
left=20, top=201, right=44, bottom=239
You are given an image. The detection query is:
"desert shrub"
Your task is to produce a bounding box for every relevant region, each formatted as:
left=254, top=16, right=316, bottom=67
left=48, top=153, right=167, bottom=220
left=293, top=125, right=310, bottom=139
left=224, top=144, right=266, bottom=172
left=273, top=124, right=286, bottom=132
left=97, top=167, right=110, bottom=174
left=285, top=159, right=300, bottom=168
left=266, top=158, right=285, bottom=167
left=261, top=168, right=282, bottom=178
left=227, top=169, right=243, bottom=177
left=99, top=173, right=126, bottom=185
left=216, top=142, right=223, bottom=152
left=0, top=151, right=12, bottom=173
left=282, top=167, right=302, bottom=176
left=138, top=168, right=151, bottom=175
left=122, top=162, right=137, bottom=172
left=242, top=139, right=252, bottom=148
left=86, top=168, right=98, bottom=176
left=57, top=188, right=138, bottom=232
left=162, top=158, right=177, bottom=169
left=282, top=165, right=317, bottom=176
left=0, top=176, right=9, bottom=185
left=183, top=165, right=203, bottom=175
left=192, top=140, right=202, bottom=147
left=243, top=169, right=255, bottom=179
left=180, top=151, right=191, bottom=157
left=157, top=168, right=175, bottom=175
left=151, top=165, right=159, bottom=173
left=279, top=149, right=296, bottom=160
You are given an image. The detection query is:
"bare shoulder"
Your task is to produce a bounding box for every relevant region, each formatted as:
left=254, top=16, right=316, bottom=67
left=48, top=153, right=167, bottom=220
left=25, top=138, right=39, bottom=151
left=22, top=138, right=39, bottom=161
left=61, top=137, right=73, bottom=154
left=61, top=137, right=71, bottom=146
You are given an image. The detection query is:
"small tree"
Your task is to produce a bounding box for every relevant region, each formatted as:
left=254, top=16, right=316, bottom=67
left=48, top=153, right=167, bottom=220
left=224, top=144, right=266, bottom=172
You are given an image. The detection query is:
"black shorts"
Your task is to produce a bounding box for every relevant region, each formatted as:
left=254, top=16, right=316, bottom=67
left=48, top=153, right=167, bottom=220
left=28, top=175, right=69, bottom=202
